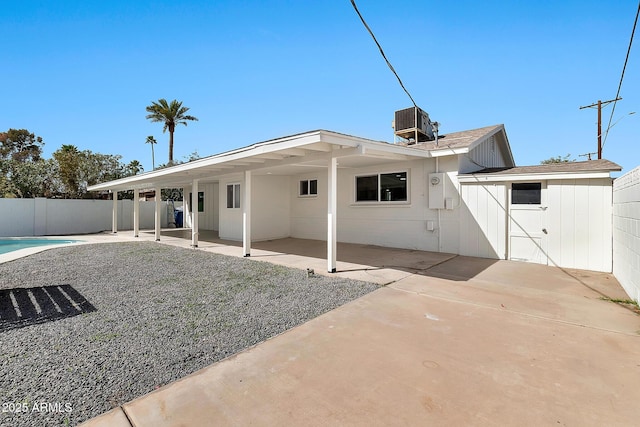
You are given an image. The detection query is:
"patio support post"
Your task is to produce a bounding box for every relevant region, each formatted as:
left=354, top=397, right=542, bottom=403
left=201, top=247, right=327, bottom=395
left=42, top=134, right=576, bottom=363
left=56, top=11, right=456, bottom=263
left=154, top=187, right=161, bottom=241
left=183, top=185, right=192, bottom=228
left=111, top=191, right=118, bottom=234
left=327, top=156, right=337, bottom=273
left=133, top=189, right=140, bottom=237
left=192, top=179, right=199, bottom=248
left=243, top=170, right=252, bottom=257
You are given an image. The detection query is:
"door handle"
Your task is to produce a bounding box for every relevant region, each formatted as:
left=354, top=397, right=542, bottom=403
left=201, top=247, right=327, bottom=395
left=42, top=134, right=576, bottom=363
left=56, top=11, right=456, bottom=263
left=542, top=228, right=548, bottom=234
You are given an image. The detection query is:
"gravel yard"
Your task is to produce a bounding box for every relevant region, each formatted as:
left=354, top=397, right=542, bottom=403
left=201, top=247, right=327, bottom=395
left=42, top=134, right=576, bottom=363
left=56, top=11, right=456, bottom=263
left=0, top=242, right=378, bottom=427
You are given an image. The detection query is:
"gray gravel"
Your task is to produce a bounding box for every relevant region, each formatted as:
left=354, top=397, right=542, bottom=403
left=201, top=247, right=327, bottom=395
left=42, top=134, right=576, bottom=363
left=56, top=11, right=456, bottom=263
left=0, top=242, right=378, bottom=426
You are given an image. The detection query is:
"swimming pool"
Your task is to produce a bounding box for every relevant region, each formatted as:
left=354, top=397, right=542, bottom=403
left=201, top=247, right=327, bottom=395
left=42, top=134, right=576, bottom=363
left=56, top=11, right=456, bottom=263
left=0, top=238, right=81, bottom=255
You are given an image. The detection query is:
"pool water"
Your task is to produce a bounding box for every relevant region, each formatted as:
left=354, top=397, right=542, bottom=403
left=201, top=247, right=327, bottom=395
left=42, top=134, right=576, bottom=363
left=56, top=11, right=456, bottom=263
left=0, top=239, right=81, bottom=255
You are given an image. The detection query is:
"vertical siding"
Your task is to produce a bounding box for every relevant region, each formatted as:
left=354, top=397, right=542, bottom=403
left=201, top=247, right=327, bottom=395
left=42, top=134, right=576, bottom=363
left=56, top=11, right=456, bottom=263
left=459, top=183, right=506, bottom=259
left=613, top=166, right=640, bottom=301
left=547, top=179, right=612, bottom=272
left=461, top=136, right=509, bottom=173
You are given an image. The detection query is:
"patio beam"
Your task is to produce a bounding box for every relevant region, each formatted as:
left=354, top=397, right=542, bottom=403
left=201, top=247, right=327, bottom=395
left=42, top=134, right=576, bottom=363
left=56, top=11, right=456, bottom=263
left=154, top=187, right=161, bottom=241
left=111, top=191, right=118, bottom=234
left=133, top=189, right=139, bottom=237
left=243, top=170, right=252, bottom=257
left=192, top=179, right=199, bottom=248
left=327, top=156, right=337, bottom=273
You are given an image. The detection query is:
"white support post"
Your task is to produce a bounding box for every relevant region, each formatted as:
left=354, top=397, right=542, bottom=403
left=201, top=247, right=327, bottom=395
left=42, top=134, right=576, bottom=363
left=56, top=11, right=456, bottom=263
left=243, top=170, right=252, bottom=257
left=192, top=179, right=199, bottom=248
left=154, top=187, right=161, bottom=241
left=133, top=189, right=140, bottom=237
left=112, top=191, right=118, bottom=234
left=327, top=157, right=337, bottom=273
left=183, top=185, right=192, bottom=228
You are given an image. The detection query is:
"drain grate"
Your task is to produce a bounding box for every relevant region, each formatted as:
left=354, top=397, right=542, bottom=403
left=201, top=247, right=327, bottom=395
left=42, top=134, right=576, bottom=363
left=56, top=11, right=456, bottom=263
left=0, top=285, right=96, bottom=332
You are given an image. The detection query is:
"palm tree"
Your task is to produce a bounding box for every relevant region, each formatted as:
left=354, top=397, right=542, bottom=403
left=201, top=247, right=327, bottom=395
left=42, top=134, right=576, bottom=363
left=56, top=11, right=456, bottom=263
left=126, top=160, right=143, bottom=176
left=145, top=135, right=157, bottom=169
left=145, top=99, right=198, bottom=164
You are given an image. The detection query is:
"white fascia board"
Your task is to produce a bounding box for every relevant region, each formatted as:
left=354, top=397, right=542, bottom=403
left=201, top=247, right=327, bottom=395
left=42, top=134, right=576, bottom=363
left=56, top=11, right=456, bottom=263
left=458, top=171, right=612, bottom=183
left=88, top=132, right=327, bottom=191
left=89, top=131, right=432, bottom=192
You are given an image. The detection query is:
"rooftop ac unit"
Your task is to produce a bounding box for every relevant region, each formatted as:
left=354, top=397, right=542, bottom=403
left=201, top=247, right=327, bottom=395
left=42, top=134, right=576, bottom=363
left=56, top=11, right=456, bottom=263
left=394, top=106, right=435, bottom=143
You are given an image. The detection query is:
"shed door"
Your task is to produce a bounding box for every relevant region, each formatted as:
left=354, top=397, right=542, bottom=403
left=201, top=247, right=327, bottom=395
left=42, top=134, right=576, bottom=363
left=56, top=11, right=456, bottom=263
left=508, top=182, right=548, bottom=264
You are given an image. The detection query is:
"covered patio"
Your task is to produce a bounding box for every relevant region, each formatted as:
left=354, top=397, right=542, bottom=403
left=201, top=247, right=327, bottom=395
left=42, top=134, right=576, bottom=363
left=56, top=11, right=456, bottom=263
left=88, top=130, right=432, bottom=273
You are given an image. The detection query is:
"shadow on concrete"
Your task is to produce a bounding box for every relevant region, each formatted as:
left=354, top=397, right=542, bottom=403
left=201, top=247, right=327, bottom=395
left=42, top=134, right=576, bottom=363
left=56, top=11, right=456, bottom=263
left=157, top=229, right=500, bottom=281
left=0, top=285, right=96, bottom=332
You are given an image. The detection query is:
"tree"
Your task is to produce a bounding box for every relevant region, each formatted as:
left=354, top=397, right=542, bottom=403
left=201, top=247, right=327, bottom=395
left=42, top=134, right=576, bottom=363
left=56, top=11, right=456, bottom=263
left=53, top=145, right=82, bottom=198
left=145, top=99, right=198, bottom=164
left=126, top=160, right=143, bottom=176
left=0, top=129, right=51, bottom=198
left=0, top=129, right=44, bottom=162
left=145, top=135, right=157, bottom=169
left=540, top=154, right=574, bottom=164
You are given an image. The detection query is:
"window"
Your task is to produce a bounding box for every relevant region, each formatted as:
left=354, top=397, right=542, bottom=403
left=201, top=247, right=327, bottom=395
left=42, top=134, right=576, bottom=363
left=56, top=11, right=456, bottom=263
left=226, top=183, right=240, bottom=208
left=299, top=179, right=318, bottom=196
left=356, top=172, right=407, bottom=202
left=189, top=192, right=204, bottom=212
left=512, top=182, right=541, bottom=204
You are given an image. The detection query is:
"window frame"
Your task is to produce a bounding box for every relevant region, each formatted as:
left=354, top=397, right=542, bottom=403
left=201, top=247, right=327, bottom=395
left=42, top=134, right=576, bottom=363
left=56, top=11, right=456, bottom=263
left=354, top=170, right=410, bottom=205
left=226, top=183, right=241, bottom=209
left=299, top=178, right=318, bottom=197
left=511, top=182, right=542, bottom=205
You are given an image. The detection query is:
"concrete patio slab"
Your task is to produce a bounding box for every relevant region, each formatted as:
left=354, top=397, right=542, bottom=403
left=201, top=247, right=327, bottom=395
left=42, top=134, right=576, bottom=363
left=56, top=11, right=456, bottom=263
left=79, top=231, right=640, bottom=426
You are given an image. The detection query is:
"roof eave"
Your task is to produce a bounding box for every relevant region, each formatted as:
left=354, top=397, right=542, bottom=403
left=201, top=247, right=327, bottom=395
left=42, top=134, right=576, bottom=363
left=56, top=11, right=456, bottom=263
left=458, top=170, right=614, bottom=183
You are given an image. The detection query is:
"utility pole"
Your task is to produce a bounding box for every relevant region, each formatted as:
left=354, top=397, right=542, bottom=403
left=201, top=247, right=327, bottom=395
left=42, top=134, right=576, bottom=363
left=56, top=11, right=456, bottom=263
left=579, top=97, right=621, bottom=159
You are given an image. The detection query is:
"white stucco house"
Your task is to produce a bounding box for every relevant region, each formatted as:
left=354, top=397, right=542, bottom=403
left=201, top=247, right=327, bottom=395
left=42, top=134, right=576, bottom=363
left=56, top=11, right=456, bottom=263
left=88, top=123, right=620, bottom=273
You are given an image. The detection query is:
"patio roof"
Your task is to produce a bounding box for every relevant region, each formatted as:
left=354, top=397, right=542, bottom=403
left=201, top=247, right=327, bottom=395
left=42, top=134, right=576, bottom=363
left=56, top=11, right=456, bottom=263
left=87, top=130, right=432, bottom=192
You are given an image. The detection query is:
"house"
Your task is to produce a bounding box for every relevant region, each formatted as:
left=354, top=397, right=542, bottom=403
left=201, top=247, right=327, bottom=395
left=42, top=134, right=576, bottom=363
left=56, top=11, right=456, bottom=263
left=88, top=122, right=620, bottom=273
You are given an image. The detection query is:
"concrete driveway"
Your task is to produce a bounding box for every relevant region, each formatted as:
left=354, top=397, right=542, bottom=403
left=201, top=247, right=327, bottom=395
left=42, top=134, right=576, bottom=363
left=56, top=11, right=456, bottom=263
left=81, top=233, right=640, bottom=426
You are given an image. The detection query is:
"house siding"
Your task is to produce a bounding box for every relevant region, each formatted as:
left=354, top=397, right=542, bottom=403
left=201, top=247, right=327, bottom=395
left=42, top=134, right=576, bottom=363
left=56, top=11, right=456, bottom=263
left=459, top=183, right=507, bottom=259
left=547, top=179, right=612, bottom=272
left=218, top=174, right=290, bottom=241
left=459, top=136, right=509, bottom=174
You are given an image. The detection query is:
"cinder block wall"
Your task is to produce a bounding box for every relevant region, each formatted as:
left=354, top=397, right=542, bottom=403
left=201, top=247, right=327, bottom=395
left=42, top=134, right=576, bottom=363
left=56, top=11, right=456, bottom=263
left=613, top=166, right=640, bottom=302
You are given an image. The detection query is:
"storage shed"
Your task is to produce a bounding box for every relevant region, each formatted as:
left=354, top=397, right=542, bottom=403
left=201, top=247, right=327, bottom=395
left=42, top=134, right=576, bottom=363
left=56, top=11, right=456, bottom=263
left=457, top=159, right=622, bottom=272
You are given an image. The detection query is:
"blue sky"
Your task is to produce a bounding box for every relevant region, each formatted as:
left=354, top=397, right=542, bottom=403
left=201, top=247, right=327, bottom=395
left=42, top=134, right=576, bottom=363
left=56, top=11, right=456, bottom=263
left=2, top=1, right=638, bottom=175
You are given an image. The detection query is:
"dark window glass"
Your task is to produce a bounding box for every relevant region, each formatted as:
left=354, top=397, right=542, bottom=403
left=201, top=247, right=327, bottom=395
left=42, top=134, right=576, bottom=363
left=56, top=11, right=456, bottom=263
left=356, top=175, right=378, bottom=201
left=197, top=192, right=204, bottom=212
left=226, top=185, right=234, bottom=208
left=189, top=192, right=205, bottom=212
left=234, top=184, right=241, bottom=208
left=309, top=179, right=317, bottom=195
left=512, top=182, right=541, bottom=204
left=300, top=180, right=309, bottom=195
left=380, top=172, right=407, bottom=201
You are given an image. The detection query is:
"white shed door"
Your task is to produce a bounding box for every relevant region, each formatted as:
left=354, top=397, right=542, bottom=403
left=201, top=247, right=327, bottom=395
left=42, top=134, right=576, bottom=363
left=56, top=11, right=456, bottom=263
left=508, top=182, right=548, bottom=264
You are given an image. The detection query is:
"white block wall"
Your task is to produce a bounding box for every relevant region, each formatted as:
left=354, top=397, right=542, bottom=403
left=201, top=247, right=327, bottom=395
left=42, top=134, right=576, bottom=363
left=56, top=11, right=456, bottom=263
left=0, top=198, right=170, bottom=237
left=613, top=167, right=640, bottom=302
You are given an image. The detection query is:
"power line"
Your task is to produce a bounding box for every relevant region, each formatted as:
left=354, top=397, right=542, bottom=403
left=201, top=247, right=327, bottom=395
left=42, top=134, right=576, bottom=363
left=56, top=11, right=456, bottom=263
left=349, top=0, right=417, bottom=108
left=602, top=0, right=640, bottom=149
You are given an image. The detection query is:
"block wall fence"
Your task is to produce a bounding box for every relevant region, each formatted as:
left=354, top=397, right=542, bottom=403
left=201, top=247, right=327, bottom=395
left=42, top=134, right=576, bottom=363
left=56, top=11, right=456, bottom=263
left=0, top=198, right=176, bottom=237
left=613, top=166, right=640, bottom=302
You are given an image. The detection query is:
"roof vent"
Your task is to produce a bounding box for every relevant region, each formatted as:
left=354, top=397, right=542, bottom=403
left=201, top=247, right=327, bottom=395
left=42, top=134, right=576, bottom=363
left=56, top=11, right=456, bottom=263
left=393, top=107, right=436, bottom=144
